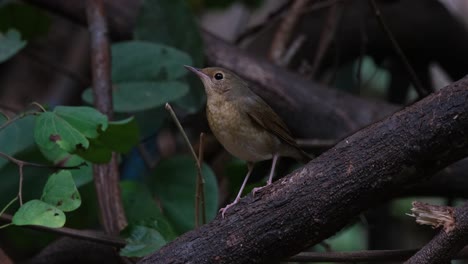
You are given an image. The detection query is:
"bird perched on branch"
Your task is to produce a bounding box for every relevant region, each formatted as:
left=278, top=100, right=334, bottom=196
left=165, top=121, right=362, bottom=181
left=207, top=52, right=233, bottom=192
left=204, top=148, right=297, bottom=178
left=185, top=65, right=311, bottom=218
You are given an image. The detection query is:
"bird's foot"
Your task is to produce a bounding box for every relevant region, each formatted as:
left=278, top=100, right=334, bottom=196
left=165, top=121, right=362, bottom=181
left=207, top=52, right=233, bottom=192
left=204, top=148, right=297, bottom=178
left=252, top=181, right=272, bottom=197
left=219, top=199, right=239, bottom=218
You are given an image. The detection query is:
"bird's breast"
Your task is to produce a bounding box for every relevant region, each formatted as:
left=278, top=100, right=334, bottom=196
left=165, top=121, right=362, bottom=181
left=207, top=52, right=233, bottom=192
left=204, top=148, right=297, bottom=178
left=206, top=99, right=279, bottom=162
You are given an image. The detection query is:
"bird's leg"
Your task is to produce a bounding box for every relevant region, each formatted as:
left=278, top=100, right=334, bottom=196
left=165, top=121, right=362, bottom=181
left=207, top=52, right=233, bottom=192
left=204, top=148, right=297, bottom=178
left=219, top=162, right=255, bottom=218
left=253, top=153, right=279, bottom=196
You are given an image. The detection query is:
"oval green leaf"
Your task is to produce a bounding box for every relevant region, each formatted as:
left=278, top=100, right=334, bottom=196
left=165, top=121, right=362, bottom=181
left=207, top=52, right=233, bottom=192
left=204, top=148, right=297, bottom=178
left=82, top=81, right=189, bottom=112
left=111, top=41, right=192, bottom=82
left=41, top=170, right=81, bottom=212
left=12, top=200, right=65, bottom=228
left=34, top=106, right=108, bottom=153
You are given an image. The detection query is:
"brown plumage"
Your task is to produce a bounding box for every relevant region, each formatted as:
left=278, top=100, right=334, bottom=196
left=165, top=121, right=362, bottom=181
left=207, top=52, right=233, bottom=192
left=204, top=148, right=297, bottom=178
left=185, top=65, right=311, bottom=217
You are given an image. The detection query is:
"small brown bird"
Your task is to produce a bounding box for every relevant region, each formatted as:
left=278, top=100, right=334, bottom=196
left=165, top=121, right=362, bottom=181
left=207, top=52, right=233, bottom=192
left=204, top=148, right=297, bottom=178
left=185, top=65, right=311, bottom=217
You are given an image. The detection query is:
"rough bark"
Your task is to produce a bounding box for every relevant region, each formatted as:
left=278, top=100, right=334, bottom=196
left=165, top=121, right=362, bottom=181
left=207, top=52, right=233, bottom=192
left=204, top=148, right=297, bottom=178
left=139, top=76, right=468, bottom=263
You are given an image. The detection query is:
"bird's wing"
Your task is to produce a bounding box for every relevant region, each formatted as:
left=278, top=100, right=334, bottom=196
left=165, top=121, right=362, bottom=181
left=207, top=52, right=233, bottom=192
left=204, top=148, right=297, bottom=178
left=241, top=95, right=299, bottom=148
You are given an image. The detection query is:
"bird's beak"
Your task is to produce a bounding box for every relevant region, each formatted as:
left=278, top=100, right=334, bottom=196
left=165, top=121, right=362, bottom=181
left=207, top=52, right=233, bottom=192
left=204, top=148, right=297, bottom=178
left=184, top=65, right=210, bottom=81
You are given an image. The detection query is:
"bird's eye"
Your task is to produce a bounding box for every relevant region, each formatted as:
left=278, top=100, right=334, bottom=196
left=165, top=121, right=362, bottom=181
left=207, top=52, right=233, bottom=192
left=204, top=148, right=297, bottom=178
left=214, top=73, right=224, bottom=80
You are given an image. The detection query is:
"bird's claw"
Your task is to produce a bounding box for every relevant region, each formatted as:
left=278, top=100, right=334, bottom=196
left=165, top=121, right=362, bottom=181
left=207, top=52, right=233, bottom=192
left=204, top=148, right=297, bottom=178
left=252, top=185, right=267, bottom=197
left=219, top=200, right=238, bottom=218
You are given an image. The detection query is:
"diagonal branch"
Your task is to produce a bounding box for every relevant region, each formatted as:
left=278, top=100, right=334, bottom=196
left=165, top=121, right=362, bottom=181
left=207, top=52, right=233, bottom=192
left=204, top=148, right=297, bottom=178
left=140, top=76, right=468, bottom=263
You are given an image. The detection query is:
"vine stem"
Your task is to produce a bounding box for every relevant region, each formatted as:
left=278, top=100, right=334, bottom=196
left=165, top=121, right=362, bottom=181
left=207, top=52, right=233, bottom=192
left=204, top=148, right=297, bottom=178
left=165, top=103, right=207, bottom=226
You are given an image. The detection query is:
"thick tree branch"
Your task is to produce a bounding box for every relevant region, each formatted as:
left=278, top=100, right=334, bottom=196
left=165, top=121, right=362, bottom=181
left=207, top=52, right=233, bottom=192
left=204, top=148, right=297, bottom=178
left=139, top=76, right=468, bottom=262
left=86, top=0, right=127, bottom=234
left=406, top=202, right=468, bottom=263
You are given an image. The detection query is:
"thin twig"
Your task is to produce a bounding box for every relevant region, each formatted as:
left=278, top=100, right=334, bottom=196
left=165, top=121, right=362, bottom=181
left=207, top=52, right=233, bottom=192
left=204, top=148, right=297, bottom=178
left=0, top=197, right=18, bottom=221
left=269, top=0, right=308, bottom=64
left=165, top=103, right=207, bottom=226
left=198, top=133, right=206, bottom=224
left=0, top=152, right=86, bottom=206
left=165, top=103, right=198, bottom=162
left=18, top=164, right=23, bottom=205
left=310, top=1, right=342, bottom=78
left=30, top=102, right=47, bottom=113
left=369, top=0, right=429, bottom=98
left=279, top=34, right=306, bottom=66
left=0, top=152, right=86, bottom=170
left=0, top=111, right=36, bottom=132
left=0, top=214, right=126, bottom=247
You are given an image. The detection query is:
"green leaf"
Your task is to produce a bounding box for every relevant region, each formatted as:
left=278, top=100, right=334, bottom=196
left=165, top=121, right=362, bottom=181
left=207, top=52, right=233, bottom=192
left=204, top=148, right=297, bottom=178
left=12, top=200, right=65, bottom=228
left=111, top=41, right=192, bottom=82
left=41, top=171, right=81, bottom=212
left=34, top=106, right=108, bottom=153
left=82, top=81, right=189, bottom=112
left=0, top=29, right=26, bottom=63
left=53, top=106, right=108, bottom=138
left=0, top=2, right=51, bottom=40
left=120, top=225, right=167, bottom=257
left=149, top=156, right=218, bottom=234
left=121, top=181, right=176, bottom=239
left=35, top=136, right=93, bottom=187
left=0, top=114, right=35, bottom=169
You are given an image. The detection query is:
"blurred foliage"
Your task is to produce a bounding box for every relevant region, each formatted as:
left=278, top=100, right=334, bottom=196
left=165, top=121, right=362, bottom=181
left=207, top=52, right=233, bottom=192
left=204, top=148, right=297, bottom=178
left=149, top=156, right=219, bottom=234
left=135, top=0, right=206, bottom=112
left=0, top=29, right=26, bottom=64
left=0, top=2, right=51, bottom=64
left=82, top=41, right=192, bottom=137
left=0, top=2, right=51, bottom=40
left=0, top=114, right=35, bottom=168
left=120, top=181, right=176, bottom=257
